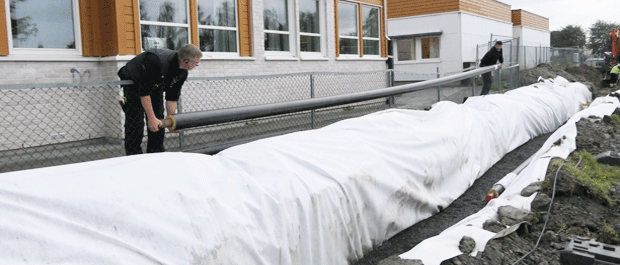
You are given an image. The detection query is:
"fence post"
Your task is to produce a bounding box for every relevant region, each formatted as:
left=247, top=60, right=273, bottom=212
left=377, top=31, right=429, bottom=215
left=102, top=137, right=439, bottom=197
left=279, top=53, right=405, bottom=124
left=524, top=46, right=527, bottom=68
left=471, top=75, right=476, bottom=97
left=496, top=68, right=501, bottom=93
left=177, top=97, right=185, bottom=150
left=310, top=73, right=316, bottom=129
left=388, top=70, right=394, bottom=107
left=436, top=67, right=441, bottom=102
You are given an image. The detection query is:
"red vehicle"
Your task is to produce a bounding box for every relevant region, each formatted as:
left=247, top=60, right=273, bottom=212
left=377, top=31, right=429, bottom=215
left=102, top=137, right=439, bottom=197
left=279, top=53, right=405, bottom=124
left=602, top=28, right=620, bottom=86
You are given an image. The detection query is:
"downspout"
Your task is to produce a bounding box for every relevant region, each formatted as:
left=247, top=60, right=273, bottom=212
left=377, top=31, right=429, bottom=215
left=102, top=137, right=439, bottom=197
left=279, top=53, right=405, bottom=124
left=382, top=0, right=392, bottom=69
left=382, top=0, right=390, bottom=42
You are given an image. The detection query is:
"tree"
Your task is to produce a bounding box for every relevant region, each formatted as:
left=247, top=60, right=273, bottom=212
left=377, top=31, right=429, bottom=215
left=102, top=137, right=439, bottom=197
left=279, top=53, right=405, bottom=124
left=550, top=25, right=586, bottom=48
left=588, top=20, right=620, bottom=56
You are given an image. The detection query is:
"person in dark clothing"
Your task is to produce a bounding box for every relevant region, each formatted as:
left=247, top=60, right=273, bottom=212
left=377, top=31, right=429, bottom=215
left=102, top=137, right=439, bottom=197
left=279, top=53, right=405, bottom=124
left=118, top=44, right=202, bottom=156
left=478, top=41, right=504, bottom=95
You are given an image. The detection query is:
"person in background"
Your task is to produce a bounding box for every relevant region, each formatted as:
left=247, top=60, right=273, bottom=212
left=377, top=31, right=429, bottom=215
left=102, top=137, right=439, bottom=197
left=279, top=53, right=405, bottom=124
left=478, top=41, right=504, bottom=95
left=610, top=63, right=620, bottom=88
left=117, top=44, right=202, bottom=155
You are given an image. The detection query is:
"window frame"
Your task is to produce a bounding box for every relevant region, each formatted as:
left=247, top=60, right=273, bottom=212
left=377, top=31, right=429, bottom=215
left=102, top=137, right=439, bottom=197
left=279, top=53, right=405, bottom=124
left=4, top=0, right=82, bottom=56
left=337, top=1, right=359, bottom=58
left=263, top=0, right=296, bottom=57
left=138, top=0, right=192, bottom=52
left=337, top=0, right=382, bottom=59
left=394, top=35, right=441, bottom=64
left=297, top=0, right=326, bottom=59
left=360, top=5, right=380, bottom=58
left=196, top=0, right=240, bottom=56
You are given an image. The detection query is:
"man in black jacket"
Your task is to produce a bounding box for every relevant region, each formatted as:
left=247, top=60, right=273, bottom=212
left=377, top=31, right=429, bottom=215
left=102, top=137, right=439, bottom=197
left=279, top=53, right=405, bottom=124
left=118, top=44, right=202, bottom=155
left=478, top=41, right=504, bottom=95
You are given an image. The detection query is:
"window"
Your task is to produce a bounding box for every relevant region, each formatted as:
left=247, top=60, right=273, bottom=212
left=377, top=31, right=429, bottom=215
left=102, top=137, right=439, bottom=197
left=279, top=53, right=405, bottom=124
left=197, top=0, right=238, bottom=53
left=299, top=0, right=320, bottom=53
left=337, top=2, right=358, bottom=55
left=421, top=36, right=440, bottom=59
left=395, top=36, right=440, bottom=62
left=139, top=0, right=190, bottom=51
left=396, top=38, right=415, bottom=61
left=264, top=0, right=290, bottom=52
left=9, top=0, right=78, bottom=49
left=361, top=6, right=379, bottom=56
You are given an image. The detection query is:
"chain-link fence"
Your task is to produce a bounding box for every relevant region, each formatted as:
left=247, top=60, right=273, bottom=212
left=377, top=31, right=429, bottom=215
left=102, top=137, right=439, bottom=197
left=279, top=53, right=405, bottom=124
left=1, top=67, right=519, bottom=173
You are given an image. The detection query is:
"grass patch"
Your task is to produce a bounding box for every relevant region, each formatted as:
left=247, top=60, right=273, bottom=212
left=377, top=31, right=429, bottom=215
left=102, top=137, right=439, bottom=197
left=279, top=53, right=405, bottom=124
left=556, top=151, right=620, bottom=205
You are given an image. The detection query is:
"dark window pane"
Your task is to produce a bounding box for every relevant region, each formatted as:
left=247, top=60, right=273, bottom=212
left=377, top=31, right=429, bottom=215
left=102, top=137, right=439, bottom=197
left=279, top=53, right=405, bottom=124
left=263, top=0, right=288, bottom=31
left=299, top=0, right=319, bottom=34
left=339, top=38, right=358, bottom=55
left=10, top=0, right=75, bottom=49
left=197, top=0, right=236, bottom=27
left=265, top=33, right=290, bottom=51
left=139, top=0, right=188, bottom=24
left=300, top=35, right=320, bottom=52
left=338, top=2, right=357, bottom=37
left=362, top=7, right=379, bottom=38
left=141, top=25, right=189, bottom=50
left=422, top=37, right=440, bottom=59
left=363, top=39, right=379, bottom=55
left=397, top=38, right=415, bottom=61
left=199, top=29, right=238, bottom=52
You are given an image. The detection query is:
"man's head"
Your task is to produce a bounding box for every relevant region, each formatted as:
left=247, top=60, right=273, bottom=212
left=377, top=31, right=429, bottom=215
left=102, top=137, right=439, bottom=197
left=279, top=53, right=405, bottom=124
left=178, top=44, right=202, bottom=70
left=494, top=41, right=502, bottom=51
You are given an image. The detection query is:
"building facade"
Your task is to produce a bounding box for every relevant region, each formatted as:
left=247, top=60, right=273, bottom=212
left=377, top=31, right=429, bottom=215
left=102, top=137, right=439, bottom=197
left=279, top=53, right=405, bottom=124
left=386, top=0, right=549, bottom=81
left=1, top=0, right=389, bottom=84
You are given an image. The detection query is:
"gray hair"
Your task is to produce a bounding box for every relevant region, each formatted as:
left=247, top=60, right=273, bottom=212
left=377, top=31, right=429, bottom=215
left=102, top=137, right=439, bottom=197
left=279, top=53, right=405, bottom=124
left=178, top=44, right=202, bottom=60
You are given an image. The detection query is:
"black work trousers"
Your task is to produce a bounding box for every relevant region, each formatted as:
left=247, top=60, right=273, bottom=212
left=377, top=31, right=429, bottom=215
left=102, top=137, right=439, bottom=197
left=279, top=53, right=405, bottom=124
left=480, top=72, right=492, bottom=95
left=122, top=85, right=166, bottom=156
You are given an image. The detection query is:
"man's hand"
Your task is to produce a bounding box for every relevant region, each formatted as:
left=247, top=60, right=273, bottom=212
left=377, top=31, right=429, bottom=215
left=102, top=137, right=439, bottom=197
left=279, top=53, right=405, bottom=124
left=148, top=118, right=163, bottom=132
left=500, top=63, right=504, bottom=69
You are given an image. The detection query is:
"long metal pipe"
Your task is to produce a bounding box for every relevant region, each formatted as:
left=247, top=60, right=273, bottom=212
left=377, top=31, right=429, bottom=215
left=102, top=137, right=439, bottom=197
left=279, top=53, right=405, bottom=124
left=163, top=65, right=502, bottom=131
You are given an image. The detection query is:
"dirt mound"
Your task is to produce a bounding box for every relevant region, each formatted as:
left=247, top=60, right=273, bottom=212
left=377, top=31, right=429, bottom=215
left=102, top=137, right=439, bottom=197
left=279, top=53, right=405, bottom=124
left=441, top=113, right=620, bottom=265
left=519, top=64, right=612, bottom=98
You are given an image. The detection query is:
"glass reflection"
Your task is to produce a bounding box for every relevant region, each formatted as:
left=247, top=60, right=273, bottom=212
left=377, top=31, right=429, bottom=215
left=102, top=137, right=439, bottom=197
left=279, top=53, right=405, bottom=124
left=141, top=25, right=189, bottom=50
left=139, top=0, right=188, bottom=24
left=10, top=0, right=75, bottom=49
left=199, top=29, right=237, bottom=52
left=197, top=0, right=236, bottom=27
left=338, top=2, right=357, bottom=37
left=263, top=0, right=288, bottom=31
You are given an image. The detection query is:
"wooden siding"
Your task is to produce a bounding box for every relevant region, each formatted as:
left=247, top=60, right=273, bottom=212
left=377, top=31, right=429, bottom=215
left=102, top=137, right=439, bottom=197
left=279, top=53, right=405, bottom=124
left=79, top=0, right=119, bottom=56
left=387, top=0, right=459, bottom=19
left=189, top=0, right=199, bottom=45
left=380, top=7, right=387, bottom=57
left=357, top=0, right=383, bottom=6
left=387, top=0, right=510, bottom=23
left=335, top=0, right=340, bottom=57
left=238, top=0, right=252, bottom=56
left=460, top=0, right=510, bottom=22
left=512, top=9, right=549, bottom=31
left=0, top=0, right=8, bottom=55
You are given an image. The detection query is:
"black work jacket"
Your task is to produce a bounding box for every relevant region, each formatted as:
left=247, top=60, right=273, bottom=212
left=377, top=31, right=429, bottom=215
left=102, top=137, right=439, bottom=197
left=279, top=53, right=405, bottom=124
left=479, top=48, right=504, bottom=67
left=118, top=49, right=188, bottom=101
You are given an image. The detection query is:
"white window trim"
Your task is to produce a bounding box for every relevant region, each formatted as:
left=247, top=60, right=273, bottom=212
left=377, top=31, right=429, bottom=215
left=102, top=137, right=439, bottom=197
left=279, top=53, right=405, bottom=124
left=337, top=1, right=359, bottom=58
left=361, top=6, right=380, bottom=57
left=196, top=0, right=240, bottom=55
left=4, top=0, right=82, bottom=57
left=297, top=0, right=326, bottom=59
left=264, top=0, right=296, bottom=57
left=394, top=36, right=441, bottom=64
left=139, top=0, right=192, bottom=52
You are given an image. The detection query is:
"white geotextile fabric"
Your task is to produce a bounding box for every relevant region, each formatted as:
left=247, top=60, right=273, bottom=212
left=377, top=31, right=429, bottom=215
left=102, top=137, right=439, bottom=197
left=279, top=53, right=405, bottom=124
left=400, top=87, right=620, bottom=265
left=0, top=77, right=591, bottom=265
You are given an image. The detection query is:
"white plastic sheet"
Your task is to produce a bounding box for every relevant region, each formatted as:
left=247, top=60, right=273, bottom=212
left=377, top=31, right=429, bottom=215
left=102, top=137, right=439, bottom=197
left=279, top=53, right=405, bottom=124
left=0, top=77, right=591, bottom=265
left=400, top=86, right=619, bottom=265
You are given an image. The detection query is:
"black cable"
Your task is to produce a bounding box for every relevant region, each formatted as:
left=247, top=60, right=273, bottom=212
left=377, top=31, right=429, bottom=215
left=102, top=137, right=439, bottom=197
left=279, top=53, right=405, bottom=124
left=510, top=157, right=568, bottom=265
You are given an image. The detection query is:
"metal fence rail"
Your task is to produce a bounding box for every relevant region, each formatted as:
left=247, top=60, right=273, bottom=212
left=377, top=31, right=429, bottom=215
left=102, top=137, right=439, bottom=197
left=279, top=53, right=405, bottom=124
left=1, top=66, right=517, bottom=173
